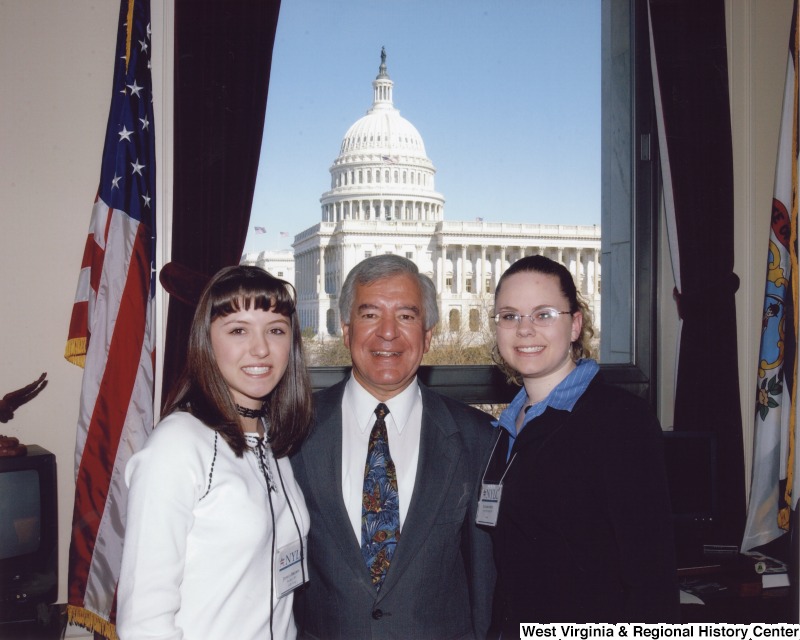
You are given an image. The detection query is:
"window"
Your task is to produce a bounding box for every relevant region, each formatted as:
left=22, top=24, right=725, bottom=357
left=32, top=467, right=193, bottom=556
left=250, top=0, right=656, bottom=405
left=469, top=308, right=480, bottom=332
left=326, top=309, right=336, bottom=336
left=449, top=309, right=460, bottom=332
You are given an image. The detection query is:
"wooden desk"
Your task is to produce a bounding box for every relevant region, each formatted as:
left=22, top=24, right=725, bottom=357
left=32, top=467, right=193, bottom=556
left=679, top=560, right=791, bottom=623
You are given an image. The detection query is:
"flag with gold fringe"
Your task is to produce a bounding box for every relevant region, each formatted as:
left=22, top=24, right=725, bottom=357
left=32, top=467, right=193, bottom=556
left=64, top=0, right=155, bottom=635
left=742, top=0, right=800, bottom=553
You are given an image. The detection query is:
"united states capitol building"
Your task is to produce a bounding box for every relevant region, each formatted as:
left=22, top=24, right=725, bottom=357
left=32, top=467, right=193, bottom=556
left=243, top=50, right=601, bottom=339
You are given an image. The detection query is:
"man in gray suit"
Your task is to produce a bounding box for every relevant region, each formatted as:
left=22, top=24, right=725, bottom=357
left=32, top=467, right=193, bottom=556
left=292, top=254, right=495, bottom=639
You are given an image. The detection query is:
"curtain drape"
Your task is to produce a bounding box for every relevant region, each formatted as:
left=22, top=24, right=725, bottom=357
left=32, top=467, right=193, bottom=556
left=162, top=0, right=282, bottom=405
left=648, top=0, right=746, bottom=544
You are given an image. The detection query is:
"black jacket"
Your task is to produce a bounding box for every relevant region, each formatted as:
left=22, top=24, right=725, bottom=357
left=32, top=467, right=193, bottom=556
left=291, top=379, right=497, bottom=639
left=485, top=376, right=680, bottom=631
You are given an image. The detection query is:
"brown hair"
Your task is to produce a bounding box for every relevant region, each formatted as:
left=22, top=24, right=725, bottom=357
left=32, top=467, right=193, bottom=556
left=163, top=265, right=313, bottom=458
left=492, top=255, right=596, bottom=384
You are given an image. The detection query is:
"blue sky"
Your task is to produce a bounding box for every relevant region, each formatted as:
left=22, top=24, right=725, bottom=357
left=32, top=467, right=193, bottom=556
left=245, top=0, right=600, bottom=253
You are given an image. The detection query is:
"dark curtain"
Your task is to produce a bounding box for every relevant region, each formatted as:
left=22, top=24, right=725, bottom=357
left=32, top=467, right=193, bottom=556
left=162, top=0, right=282, bottom=406
left=649, top=0, right=745, bottom=543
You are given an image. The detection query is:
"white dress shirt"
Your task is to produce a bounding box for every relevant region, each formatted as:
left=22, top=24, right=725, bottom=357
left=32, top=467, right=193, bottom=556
left=341, top=375, right=423, bottom=543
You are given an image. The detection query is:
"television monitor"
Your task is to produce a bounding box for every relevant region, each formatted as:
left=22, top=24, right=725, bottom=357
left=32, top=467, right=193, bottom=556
left=0, top=445, right=58, bottom=621
left=661, top=430, right=719, bottom=567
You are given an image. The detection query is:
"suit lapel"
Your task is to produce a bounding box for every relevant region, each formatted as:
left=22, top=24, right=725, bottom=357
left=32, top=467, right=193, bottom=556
left=304, top=382, right=376, bottom=595
left=377, top=384, right=463, bottom=597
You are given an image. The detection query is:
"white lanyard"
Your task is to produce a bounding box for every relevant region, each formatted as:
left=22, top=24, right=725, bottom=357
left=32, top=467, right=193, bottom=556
left=253, top=426, right=309, bottom=601
left=476, top=431, right=517, bottom=527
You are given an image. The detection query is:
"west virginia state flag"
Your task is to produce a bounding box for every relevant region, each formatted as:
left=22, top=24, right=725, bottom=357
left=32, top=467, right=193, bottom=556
left=742, top=0, right=800, bottom=552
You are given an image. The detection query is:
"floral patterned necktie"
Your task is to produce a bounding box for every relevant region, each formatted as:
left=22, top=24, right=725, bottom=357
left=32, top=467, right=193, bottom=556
left=360, top=403, right=400, bottom=590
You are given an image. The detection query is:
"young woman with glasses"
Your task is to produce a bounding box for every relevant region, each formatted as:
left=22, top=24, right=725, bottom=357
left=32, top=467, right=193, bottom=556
left=480, top=255, right=679, bottom=631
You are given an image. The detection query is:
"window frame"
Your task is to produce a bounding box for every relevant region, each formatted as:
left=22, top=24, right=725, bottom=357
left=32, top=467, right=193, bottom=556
left=308, top=0, right=657, bottom=406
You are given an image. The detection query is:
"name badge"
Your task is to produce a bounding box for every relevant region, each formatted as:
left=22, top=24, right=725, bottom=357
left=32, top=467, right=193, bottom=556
left=476, top=483, right=503, bottom=527
left=274, top=536, right=309, bottom=598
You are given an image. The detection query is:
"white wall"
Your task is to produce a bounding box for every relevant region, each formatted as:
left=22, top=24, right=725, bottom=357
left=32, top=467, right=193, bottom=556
left=1, top=0, right=119, bottom=605
left=0, top=0, right=793, bottom=608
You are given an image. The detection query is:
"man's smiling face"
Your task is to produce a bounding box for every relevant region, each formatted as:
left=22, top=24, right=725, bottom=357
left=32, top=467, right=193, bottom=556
left=342, top=272, right=433, bottom=402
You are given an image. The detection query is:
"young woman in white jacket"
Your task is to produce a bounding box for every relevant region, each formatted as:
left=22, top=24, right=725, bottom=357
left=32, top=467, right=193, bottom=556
left=118, top=265, right=314, bottom=640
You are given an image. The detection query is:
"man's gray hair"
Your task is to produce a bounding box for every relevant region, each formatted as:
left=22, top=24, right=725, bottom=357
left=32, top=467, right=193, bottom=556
left=339, top=254, right=439, bottom=330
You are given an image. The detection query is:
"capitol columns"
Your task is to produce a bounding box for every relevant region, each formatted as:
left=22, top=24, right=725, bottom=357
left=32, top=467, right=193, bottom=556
left=438, top=243, right=447, bottom=295
left=460, top=245, right=467, bottom=295
left=583, top=247, right=600, bottom=296
left=480, top=245, right=487, bottom=295
left=318, top=245, right=326, bottom=295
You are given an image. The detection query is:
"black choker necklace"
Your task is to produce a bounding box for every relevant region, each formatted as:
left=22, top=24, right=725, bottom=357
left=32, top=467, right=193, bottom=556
left=236, top=404, right=266, bottom=419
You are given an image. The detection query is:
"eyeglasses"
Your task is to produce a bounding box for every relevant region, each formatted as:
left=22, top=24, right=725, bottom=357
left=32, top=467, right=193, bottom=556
left=493, top=307, right=572, bottom=329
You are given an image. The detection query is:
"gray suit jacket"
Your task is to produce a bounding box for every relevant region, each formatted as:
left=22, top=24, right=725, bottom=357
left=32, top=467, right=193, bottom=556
left=291, top=377, right=496, bottom=640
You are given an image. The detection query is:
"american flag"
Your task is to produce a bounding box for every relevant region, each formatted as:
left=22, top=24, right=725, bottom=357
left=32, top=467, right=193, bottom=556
left=64, top=0, right=156, bottom=635
left=280, top=231, right=290, bottom=238
left=254, top=225, right=267, bottom=234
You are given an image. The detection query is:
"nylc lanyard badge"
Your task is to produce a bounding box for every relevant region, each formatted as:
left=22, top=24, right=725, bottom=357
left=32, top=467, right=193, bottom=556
left=476, top=434, right=517, bottom=527
left=476, top=482, right=503, bottom=526
left=274, top=536, right=308, bottom=598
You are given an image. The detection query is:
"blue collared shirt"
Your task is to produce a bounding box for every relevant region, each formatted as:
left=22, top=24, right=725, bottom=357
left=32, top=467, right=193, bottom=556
left=492, top=358, right=600, bottom=460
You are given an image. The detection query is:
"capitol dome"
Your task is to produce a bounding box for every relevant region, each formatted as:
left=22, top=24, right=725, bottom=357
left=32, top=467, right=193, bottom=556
left=286, top=49, right=601, bottom=343
left=340, top=106, right=428, bottom=159
left=320, top=48, right=445, bottom=224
